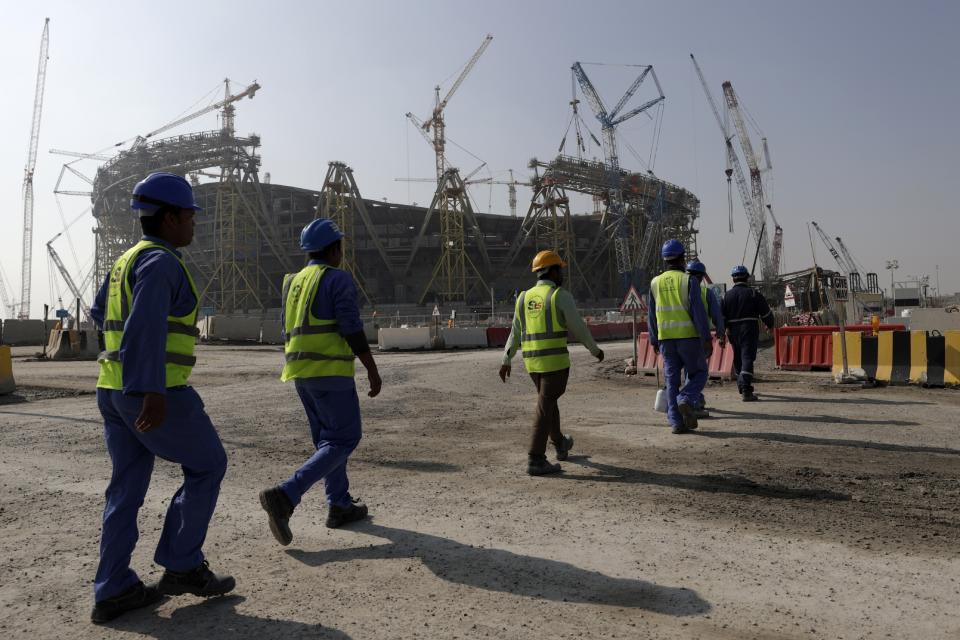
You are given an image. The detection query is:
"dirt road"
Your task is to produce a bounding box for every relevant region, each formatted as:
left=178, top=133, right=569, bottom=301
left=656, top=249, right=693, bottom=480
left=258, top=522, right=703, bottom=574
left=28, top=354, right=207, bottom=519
left=1, top=342, right=958, bottom=639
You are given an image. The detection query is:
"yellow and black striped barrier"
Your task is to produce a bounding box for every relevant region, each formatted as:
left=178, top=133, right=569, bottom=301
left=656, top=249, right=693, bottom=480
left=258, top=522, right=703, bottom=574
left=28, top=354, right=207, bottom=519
left=0, top=345, right=15, bottom=395
left=832, top=330, right=960, bottom=386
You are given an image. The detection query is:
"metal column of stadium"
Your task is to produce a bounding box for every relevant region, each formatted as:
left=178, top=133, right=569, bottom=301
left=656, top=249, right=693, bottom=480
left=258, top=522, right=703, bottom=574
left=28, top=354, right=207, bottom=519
left=317, top=161, right=394, bottom=305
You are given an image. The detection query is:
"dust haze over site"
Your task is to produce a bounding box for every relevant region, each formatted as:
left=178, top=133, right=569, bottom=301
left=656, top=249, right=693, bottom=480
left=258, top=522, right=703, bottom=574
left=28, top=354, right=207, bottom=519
left=1, top=0, right=958, bottom=317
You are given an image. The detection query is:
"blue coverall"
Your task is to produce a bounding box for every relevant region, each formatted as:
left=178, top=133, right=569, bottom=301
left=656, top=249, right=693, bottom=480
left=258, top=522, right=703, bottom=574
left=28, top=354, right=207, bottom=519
left=278, top=260, right=364, bottom=509
left=91, top=235, right=227, bottom=602
left=682, top=287, right=725, bottom=409
left=721, top=282, right=775, bottom=396
left=647, top=273, right=713, bottom=429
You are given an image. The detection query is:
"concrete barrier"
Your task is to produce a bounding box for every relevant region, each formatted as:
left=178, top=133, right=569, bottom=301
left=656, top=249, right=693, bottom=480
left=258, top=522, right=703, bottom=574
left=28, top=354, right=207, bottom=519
left=199, top=315, right=261, bottom=342
left=0, top=345, right=14, bottom=395
left=833, top=329, right=960, bottom=386
left=46, top=328, right=100, bottom=360
left=260, top=319, right=284, bottom=345
left=2, top=319, right=46, bottom=346
left=378, top=327, right=432, bottom=351
left=906, top=308, right=960, bottom=332
left=776, top=324, right=906, bottom=371
left=440, top=327, right=488, bottom=349
left=486, top=327, right=510, bottom=348
left=364, top=321, right=379, bottom=344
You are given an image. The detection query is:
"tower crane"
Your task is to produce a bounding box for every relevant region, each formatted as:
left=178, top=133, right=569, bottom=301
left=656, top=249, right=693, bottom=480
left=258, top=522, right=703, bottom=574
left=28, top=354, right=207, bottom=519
left=47, top=238, right=91, bottom=321
left=722, top=80, right=779, bottom=281
left=811, top=221, right=853, bottom=276
left=0, top=269, right=15, bottom=319
left=18, top=18, right=50, bottom=319
left=571, top=61, right=664, bottom=289
left=407, top=34, right=492, bottom=181
left=469, top=170, right=530, bottom=218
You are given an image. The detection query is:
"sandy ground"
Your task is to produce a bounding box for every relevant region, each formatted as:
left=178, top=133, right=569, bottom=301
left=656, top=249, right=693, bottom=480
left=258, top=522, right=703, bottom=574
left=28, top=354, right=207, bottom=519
left=1, top=341, right=958, bottom=639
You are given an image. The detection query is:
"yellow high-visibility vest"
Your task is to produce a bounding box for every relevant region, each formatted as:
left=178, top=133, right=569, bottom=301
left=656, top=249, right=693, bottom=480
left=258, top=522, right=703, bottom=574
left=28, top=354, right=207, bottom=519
left=97, top=240, right=199, bottom=390
left=650, top=270, right=699, bottom=340
left=517, top=282, right=570, bottom=373
left=281, top=264, right=355, bottom=381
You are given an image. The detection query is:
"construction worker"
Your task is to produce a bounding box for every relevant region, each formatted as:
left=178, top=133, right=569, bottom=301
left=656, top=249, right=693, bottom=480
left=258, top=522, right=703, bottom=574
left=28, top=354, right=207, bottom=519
left=722, top=265, right=775, bottom=401
left=499, top=250, right=604, bottom=475
left=683, top=260, right=726, bottom=416
left=647, top=240, right=713, bottom=434
left=259, top=218, right=382, bottom=546
left=90, top=172, right=234, bottom=624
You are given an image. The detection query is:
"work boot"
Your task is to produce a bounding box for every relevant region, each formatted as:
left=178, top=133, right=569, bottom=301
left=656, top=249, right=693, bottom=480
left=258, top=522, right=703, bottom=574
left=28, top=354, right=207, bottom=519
left=694, top=407, right=710, bottom=419
left=677, top=402, right=699, bottom=430
left=742, top=392, right=759, bottom=402
left=527, top=455, right=561, bottom=476
left=554, top=435, right=574, bottom=461
left=670, top=424, right=689, bottom=435
left=259, top=486, right=294, bottom=546
left=91, top=581, right=163, bottom=624
left=158, top=560, right=235, bottom=597
left=326, top=497, right=369, bottom=529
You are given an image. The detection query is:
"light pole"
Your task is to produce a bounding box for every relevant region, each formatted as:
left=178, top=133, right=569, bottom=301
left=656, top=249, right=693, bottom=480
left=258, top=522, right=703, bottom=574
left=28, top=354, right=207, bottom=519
left=885, top=259, right=899, bottom=314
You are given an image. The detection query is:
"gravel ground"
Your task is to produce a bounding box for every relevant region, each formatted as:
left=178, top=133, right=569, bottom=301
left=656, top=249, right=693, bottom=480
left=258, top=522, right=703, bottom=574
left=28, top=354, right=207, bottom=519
left=0, top=341, right=958, bottom=639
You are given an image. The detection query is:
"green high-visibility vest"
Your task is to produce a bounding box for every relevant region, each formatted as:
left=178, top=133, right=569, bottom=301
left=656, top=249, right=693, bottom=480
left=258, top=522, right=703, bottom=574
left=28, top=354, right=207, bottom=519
left=281, top=264, right=355, bottom=382
left=650, top=270, right=700, bottom=340
left=517, top=282, right=570, bottom=373
left=97, top=240, right=200, bottom=390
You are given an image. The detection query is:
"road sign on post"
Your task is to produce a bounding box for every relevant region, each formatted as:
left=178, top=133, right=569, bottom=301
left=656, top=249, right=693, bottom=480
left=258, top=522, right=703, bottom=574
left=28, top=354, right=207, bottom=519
left=620, top=286, right=644, bottom=313
left=784, top=284, right=796, bottom=308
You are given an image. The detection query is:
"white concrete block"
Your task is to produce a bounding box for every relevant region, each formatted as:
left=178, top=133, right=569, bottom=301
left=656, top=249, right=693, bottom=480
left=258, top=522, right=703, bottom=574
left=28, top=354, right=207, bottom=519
left=47, top=329, right=100, bottom=360
left=260, top=320, right=284, bottom=345
left=201, top=315, right=262, bottom=341
left=905, top=308, right=960, bottom=332
left=378, top=327, right=432, bottom=351
left=2, top=319, right=46, bottom=346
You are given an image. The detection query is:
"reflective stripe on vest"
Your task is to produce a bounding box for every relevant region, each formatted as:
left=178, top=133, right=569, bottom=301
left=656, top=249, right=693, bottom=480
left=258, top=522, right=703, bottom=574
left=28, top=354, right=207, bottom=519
left=280, top=264, right=356, bottom=382
left=517, top=282, right=570, bottom=373
left=651, top=270, right=700, bottom=340
left=96, top=240, right=199, bottom=390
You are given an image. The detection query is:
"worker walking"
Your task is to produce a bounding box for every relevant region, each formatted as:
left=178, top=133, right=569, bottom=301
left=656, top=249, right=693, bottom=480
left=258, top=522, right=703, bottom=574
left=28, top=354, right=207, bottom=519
left=90, top=173, right=234, bottom=624
left=647, top=240, right=713, bottom=434
left=722, top=266, right=775, bottom=401
left=683, top=261, right=725, bottom=416
left=499, top=250, right=604, bottom=475
left=260, top=218, right=382, bottom=546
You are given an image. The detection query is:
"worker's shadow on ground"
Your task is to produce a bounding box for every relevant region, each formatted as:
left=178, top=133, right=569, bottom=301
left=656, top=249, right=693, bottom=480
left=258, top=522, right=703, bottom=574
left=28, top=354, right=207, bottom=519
left=0, top=408, right=101, bottom=423
left=562, top=455, right=848, bottom=501
left=692, top=430, right=960, bottom=456
left=759, top=393, right=933, bottom=407
left=287, top=521, right=710, bottom=616
left=109, top=595, right=352, bottom=639
left=356, top=458, right=461, bottom=473
left=708, top=407, right=919, bottom=427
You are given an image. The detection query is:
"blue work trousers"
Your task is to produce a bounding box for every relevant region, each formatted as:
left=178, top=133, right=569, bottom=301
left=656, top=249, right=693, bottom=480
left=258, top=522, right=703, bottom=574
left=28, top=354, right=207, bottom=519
left=94, top=387, right=227, bottom=602
left=279, top=380, right=362, bottom=509
left=660, top=338, right=708, bottom=428
left=680, top=370, right=707, bottom=410
left=728, top=322, right=760, bottom=395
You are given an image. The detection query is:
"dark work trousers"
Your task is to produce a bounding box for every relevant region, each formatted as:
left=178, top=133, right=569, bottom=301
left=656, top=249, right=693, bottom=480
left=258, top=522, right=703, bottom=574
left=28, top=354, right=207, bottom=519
left=528, top=368, right=570, bottom=457
left=728, top=321, right=760, bottom=395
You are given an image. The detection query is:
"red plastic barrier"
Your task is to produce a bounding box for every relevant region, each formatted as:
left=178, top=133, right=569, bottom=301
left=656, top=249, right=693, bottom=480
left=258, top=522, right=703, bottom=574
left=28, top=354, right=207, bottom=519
left=635, top=332, right=732, bottom=379
left=774, top=324, right=906, bottom=371
left=486, top=326, right=511, bottom=348
left=635, top=332, right=662, bottom=372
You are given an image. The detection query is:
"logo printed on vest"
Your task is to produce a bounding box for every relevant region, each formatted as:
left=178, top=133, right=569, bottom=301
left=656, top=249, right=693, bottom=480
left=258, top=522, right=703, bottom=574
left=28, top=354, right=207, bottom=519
left=526, top=294, right=545, bottom=318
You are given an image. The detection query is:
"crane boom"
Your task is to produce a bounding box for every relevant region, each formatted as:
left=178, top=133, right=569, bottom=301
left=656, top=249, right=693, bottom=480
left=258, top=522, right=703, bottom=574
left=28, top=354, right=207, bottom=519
left=811, top=221, right=848, bottom=274
left=49, top=149, right=112, bottom=161
left=0, top=269, right=13, bottom=318
left=834, top=236, right=864, bottom=289
left=427, top=34, right=493, bottom=124
left=19, top=18, right=50, bottom=320
left=47, top=241, right=91, bottom=320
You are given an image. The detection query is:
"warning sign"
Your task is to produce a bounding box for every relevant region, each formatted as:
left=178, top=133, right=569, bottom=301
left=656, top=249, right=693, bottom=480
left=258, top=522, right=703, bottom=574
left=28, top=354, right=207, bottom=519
left=620, top=286, right=645, bottom=313
left=784, top=284, right=796, bottom=308
left=432, top=305, right=441, bottom=317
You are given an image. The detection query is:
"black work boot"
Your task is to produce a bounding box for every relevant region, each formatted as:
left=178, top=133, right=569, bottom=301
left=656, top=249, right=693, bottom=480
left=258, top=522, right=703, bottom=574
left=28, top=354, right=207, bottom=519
left=158, top=560, right=235, bottom=597
left=742, top=392, right=759, bottom=402
left=527, top=455, right=561, bottom=476
left=326, top=497, right=369, bottom=529
left=554, top=435, right=574, bottom=461
left=259, top=486, right=294, bottom=546
left=677, top=402, right=699, bottom=430
left=91, top=581, right=163, bottom=624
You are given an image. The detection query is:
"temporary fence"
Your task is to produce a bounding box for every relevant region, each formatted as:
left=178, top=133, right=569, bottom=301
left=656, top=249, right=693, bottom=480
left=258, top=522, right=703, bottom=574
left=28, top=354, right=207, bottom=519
left=775, top=324, right=906, bottom=371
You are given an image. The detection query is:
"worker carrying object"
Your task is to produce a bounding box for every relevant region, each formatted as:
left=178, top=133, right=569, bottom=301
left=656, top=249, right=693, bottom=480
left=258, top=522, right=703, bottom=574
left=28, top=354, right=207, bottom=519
left=89, top=172, right=234, bottom=624
left=722, top=265, right=774, bottom=401
left=499, top=250, right=604, bottom=476
left=647, top=240, right=713, bottom=434
left=683, top=260, right=726, bottom=417
left=260, top=218, right=382, bottom=547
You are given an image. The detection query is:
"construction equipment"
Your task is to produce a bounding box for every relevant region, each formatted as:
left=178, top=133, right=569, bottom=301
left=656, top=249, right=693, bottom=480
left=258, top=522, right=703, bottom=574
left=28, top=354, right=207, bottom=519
left=18, top=18, right=50, bottom=319
left=0, top=268, right=15, bottom=319
left=46, top=237, right=91, bottom=321
left=571, top=61, right=665, bottom=290
left=834, top=236, right=866, bottom=291
left=407, top=34, right=492, bottom=180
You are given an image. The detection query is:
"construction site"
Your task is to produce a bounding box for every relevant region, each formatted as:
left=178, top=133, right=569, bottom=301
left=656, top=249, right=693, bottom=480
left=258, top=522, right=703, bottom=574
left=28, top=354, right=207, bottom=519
left=2, top=11, right=960, bottom=640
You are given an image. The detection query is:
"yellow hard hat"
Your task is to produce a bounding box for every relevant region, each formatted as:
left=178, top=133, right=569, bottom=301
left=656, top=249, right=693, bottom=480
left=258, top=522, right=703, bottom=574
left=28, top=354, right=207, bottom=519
left=531, top=250, right=567, bottom=273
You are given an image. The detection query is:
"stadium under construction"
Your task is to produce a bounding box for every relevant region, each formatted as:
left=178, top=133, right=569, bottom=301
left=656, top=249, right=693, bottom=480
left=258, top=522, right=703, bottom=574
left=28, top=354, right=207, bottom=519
left=89, top=129, right=701, bottom=314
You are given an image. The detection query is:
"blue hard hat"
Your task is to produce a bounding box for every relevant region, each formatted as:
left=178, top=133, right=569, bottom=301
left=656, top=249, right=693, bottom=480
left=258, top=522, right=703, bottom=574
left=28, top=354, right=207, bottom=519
left=661, top=239, right=685, bottom=259
left=731, top=265, right=750, bottom=278
left=300, top=218, right=344, bottom=252
left=686, top=260, right=707, bottom=275
left=130, top=172, right=201, bottom=216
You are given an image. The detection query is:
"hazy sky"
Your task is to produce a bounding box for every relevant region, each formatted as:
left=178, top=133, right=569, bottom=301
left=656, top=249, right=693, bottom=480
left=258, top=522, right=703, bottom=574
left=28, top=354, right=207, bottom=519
left=2, top=0, right=957, bottom=316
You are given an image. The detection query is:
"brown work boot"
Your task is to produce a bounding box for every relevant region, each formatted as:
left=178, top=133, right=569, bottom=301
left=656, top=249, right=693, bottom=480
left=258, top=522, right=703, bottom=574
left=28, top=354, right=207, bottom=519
left=527, top=455, right=561, bottom=476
